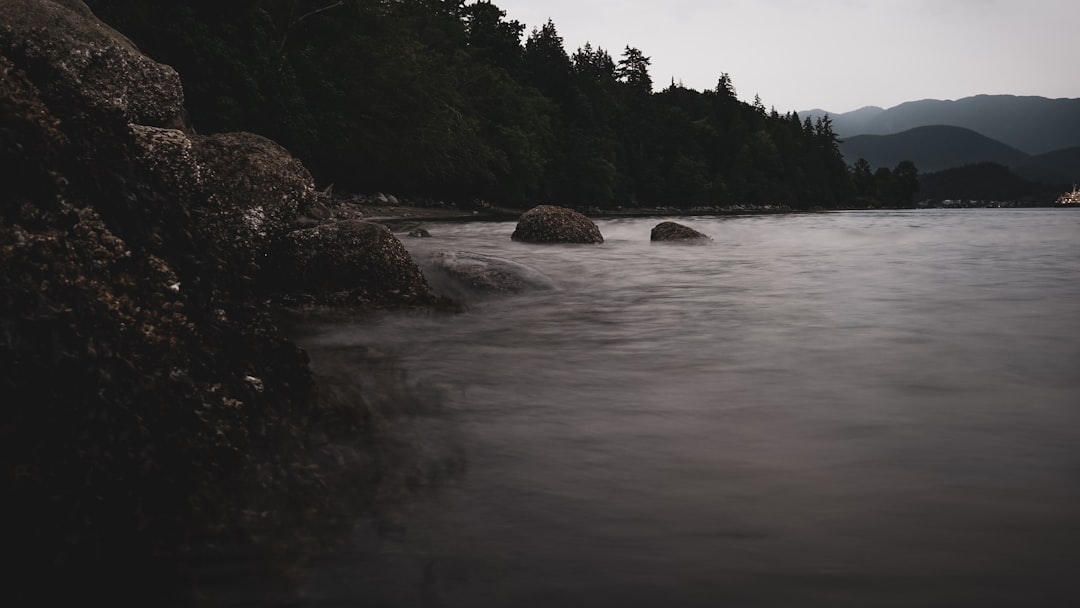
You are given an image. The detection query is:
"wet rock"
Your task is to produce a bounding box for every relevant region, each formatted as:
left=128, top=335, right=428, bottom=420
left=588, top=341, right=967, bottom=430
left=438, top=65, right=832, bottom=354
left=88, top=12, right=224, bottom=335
left=0, top=6, right=405, bottom=598
left=0, top=0, right=185, bottom=128
left=651, top=221, right=711, bottom=242
left=190, top=131, right=314, bottom=269
left=275, top=220, right=434, bottom=305
left=408, top=228, right=432, bottom=238
left=511, top=204, right=603, bottom=244
left=128, top=124, right=202, bottom=204
left=421, top=250, right=556, bottom=299
left=0, top=54, right=67, bottom=215
left=1, top=55, right=326, bottom=598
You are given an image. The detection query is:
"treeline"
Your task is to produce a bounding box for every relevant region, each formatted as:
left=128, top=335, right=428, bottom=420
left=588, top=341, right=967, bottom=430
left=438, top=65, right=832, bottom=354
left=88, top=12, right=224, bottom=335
left=86, top=0, right=914, bottom=209
left=851, top=159, right=921, bottom=207
left=919, top=163, right=1063, bottom=203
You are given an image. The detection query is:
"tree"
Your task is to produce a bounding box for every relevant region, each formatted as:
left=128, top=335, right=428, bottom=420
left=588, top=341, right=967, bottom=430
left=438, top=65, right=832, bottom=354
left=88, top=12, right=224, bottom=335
left=715, top=72, right=736, bottom=99
left=463, top=1, right=525, bottom=74
left=572, top=43, right=616, bottom=81
left=616, top=46, right=652, bottom=93
left=851, top=158, right=875, bottom=199
left=892, top=160, right=920, bottom=205
left=524, top=20, right=575, bottom=106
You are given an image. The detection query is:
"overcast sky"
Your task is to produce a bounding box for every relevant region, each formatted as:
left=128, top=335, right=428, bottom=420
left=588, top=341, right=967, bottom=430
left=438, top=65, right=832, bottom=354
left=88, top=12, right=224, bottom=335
left=491, top=0, right=1080, bottom=114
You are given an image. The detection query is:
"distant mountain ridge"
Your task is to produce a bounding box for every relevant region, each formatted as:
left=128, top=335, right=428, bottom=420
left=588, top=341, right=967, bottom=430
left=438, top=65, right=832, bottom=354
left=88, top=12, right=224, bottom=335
left=800, top=95, right=1080, bottom=156
left=840, top=126, right=1028, bottom=173
left=838, top=126, right=1080, bottom=184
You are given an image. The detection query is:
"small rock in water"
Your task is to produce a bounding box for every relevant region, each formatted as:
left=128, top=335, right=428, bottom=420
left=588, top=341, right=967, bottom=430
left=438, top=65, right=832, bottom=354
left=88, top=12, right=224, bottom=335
left=511, top=205, right=603, bottom=244
left=650, top=221, right=711, bottom=242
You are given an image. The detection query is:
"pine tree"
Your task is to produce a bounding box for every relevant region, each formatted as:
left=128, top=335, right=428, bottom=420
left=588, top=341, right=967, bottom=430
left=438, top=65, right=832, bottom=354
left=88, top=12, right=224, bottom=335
left=616, top=46, right=653, bottom=93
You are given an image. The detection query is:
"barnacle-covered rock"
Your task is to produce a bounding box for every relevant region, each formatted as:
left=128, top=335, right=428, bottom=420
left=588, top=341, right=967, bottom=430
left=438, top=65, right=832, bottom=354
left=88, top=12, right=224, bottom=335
left=650, top=221, right=711, bottom=242
left=511, top=204, right=604, bottom=244
left=274, top=220, right=435, bottom=306
left=0, top=0, right=184, bottom=127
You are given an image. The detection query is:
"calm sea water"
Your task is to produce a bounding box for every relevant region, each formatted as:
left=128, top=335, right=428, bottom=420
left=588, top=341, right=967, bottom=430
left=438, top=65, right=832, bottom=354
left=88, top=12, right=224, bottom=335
left=280, top=210, right=1079, bottom=607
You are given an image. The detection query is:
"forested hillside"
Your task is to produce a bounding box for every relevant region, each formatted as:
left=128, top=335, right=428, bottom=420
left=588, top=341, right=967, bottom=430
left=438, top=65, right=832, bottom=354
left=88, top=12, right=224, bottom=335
left=85, top=0, right=904, bottom=209
left=808, top=95, right=1080, bottom=156
left=840, top=126, right=1031, bottom=174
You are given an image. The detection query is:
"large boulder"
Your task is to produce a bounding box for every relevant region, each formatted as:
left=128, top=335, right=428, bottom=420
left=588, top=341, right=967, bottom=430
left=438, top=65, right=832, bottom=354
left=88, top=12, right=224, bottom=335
left=274, top=220, right=434, bottom=305
left=0, top=54, right=67, bottom=212
left=127, top=128, right=314, bottom=278
left=421, top=250, right=556, bottom=300
left=511, top=205, right=604, bottom=244
left=190, top=131, right=314, bottom=269
left=0, top=0, right=184, bottom=128
left=1, top=49, right=328, bottom=600
left=651, top=221, right=711, bottom=242
left=0, top=5, right=423, bottom=599
left=128, top=124, right=203, bottom=204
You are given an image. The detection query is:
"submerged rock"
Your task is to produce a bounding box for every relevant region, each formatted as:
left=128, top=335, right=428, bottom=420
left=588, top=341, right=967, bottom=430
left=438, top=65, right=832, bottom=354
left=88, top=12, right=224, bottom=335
left=511, top=204, right=604, bottom=244
left=651, top=221, right=711, bottom=242
left=421, top=250, right=556, bottom=299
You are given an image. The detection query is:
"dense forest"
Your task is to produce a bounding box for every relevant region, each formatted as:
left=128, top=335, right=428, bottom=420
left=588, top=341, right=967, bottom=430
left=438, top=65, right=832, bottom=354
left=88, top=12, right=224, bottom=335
left=919, top=163, right=1066, bottom=204
left=86, top=0, right=918, bottom=209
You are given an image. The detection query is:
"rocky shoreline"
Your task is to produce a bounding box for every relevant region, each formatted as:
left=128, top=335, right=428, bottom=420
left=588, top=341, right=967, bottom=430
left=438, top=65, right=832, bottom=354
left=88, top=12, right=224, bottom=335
left=0, top=2, right=978, bottom=603
left=0, top=1, right=459, bottom=602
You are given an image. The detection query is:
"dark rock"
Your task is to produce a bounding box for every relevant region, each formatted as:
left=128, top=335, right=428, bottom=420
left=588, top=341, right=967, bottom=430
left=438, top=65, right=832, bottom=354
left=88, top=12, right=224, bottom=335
left=421, top=250, right=556, bottom=299
left=511, top=204, right=603, bottom=244
left=190, top=131, right=314, bottom=269
left=1, top=4, right=435, bottom=599
left=0, top=0, right=185, bottom=128
left=275, top=220, right=434, bottom=305
left=128, top=125, right=201, bottom=204
left=408, top=228, right=432, bottom=238
left=0, top=54, right=67, bottom=214
left=1, top=49, right=330, bottom=599
left=306, top=199, right=333, bottom=222
left=651, top=221, right=711, bottom=242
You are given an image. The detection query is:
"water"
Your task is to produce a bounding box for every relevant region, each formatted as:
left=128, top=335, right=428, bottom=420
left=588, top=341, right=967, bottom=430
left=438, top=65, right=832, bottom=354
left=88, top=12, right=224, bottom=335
left=289, top=209, right=1080, bottom=607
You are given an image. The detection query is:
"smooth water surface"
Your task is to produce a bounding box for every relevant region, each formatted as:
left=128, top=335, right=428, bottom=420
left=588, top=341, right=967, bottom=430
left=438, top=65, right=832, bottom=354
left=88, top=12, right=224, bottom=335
left=292, top=209, right=1080, bottom=607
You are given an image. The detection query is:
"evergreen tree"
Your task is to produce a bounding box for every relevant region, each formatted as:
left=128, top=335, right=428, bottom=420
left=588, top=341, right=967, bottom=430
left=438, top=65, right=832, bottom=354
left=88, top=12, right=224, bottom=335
left=86, top=0, right=868, bottom=210
left=523, top=20, right=575, bottom=107
left=463, top=0, right=525, bottom=74
left=616, top=46, right=653, bottom=93
left=851, top=158, right=875, bottom=199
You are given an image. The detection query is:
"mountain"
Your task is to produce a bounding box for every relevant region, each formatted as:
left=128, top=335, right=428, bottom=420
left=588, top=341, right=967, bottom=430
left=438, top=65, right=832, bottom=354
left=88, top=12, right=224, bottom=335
left=840, top=126, right=1031, bottom=174
left=918, top=162, right=1063, bottom=202
left=802, top=95, right=1080, bottom=155
left=840, top=125, right=1080, bottom=185
left=801, top=105, right=883, bottom=137
left=1022, top=147, right=1080, bottom=184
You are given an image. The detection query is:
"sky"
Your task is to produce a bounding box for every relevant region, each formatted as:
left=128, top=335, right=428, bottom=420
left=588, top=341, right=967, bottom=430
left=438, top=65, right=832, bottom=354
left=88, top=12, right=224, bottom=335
left=490, top=0, right=1080, bottom=114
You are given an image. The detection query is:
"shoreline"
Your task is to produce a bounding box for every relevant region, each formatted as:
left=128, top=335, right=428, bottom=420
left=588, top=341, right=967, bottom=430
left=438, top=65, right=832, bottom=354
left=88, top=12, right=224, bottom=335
left=360, top=202, right=1076, bottom=228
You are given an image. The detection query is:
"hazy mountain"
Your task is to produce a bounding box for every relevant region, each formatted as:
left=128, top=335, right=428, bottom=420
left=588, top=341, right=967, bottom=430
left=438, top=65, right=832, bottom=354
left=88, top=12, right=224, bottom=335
left=802, top=95, right=1080, bottom=155
left=800, top=105, right=884, bottom=137
left=840, top=126, right=1030, bottom=173
left=839, top=126, right=1080, bottom=184
left=918, top=162, right=1062, bottom=202
left=1024, top=147, right=1080, bottom=183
